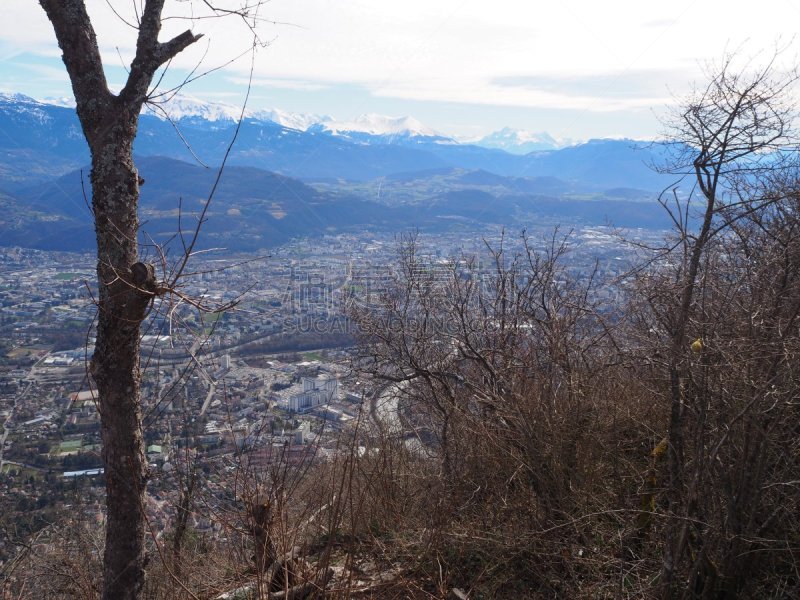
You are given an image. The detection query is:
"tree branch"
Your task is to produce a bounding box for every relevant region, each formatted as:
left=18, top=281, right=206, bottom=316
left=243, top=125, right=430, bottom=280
left=38, top=0, right=113, bottom=141
left=120, top=0, right=203, bottom=111
left=156, top=30, right=205, bottom=65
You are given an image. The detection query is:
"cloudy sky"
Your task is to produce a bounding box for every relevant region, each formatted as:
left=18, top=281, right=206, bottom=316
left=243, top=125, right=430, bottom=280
left=1, top=0, right=798, bottom=140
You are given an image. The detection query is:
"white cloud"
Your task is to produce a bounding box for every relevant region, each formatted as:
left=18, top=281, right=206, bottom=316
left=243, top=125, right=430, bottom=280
left=10, top=61, right=70, bottom=83
left=226, top=76, right=329, bottom=92
left=373, top=77, right=671, bottom=113
left=2, top=0, right=800, bottom=137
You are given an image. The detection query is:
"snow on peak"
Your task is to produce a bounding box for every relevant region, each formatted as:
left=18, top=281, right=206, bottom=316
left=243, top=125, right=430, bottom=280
left=143, top=94, right=244, bottom=122
left=0, top=92, right=39, bottom=104
left=0, top=93, right=54, bottom=124
left=28, top=92, right=436, bottom=138
left=140, top=94, right=331, bottom=131
left=14, top=92, right=572, bottom=151
left=249, top=107, right=334, bottom=132
left=42, top=96, right=76, bottom=108
left=321, top=113, right=439, bottom=138
left=476, top=127, right=571, bottom=154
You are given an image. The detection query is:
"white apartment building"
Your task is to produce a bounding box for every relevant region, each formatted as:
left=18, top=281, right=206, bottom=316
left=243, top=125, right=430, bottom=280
left=289, top=377, right=338, bottom=412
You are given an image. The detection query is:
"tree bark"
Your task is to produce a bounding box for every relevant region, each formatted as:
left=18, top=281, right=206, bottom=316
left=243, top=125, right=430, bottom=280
left=38, top=2, right=201, bottom=597
left=91, top=137, right=153, bottom=599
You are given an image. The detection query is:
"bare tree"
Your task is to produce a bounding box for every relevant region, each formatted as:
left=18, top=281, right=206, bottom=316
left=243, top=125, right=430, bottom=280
left=351, top=231, right=612, bottom=500
left=346, top=232, right=632, bottom=592
left=654, top=53, right=800, bottom=596
left=37, top=2, right=261, bottom=597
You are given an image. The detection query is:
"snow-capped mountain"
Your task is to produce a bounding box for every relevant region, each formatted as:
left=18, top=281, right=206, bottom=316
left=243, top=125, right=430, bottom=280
left=1, top=90, right=680, bottom=252
left=142, top=94, right=244, bottom=122
left=41, top=95, right=76, bottom=108
left=249, top=107, right=334, bottom=132
left=10, top=93, right=571, bottom=152
left=138, top=94, right=438, bottom=139
left=475, top=127, right=570, bottom=154
left=0, top=92, right=55, bottom=123
left=318, top=114, right=439, bottom=138
left=1, top=91, right=670, bottom=191
left=1, top=92, right=44, bottom=105
left=15, top=91, right=449, bottom=143
left=141, top=94, right=335, bottom=131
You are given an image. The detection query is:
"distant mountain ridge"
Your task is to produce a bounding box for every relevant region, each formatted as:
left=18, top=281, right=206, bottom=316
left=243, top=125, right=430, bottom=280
left=39, top=93, right=566, bottom=152
left=1, top=153, right=674, bottom=253
left=0, top=92, right=684, bottom=252
left=140, top=94, right=442, bottom=139
left=475, top=127, right=569, bottom=154
left=0, top=92, right=672, bottom=188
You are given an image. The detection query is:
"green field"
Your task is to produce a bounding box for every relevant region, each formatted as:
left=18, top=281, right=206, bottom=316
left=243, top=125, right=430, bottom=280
left=0, top=463, right=40, bottom=479
left=57, top=439, right=83, bottom=454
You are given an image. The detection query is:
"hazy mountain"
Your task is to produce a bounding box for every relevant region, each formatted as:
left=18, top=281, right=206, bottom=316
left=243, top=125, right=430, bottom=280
left=141, top=93, right=335, bottom=131
left=0, top=93, right=90, bottom=188
left=3, top=152, right=673, bottom=252
left=0, top=93, right=682, bottom=252
left=314, top=114, right=440, bottom=138
left=522, top=138, right=672, bottom=191
left=13, top=156, right=414, bottom=251
left=0, top=94, right=675, bottom=189
left=139, top=94, right=448, bottom=144
left=475, top=127, right=564, bottom=154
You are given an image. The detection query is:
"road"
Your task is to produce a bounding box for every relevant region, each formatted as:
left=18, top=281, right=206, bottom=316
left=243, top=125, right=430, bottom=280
left=370, top=380, right=426, bottom=453
left=370, top=382, right=405, bottom=436
left=200, top=381, right=217, bottom=415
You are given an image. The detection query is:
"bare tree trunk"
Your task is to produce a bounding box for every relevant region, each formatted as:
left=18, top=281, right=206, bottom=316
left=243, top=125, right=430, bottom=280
left=38, top=2, right=202, bottom=597
left=661, top=192, right=714, bottom=595
left=656, top=55, right=800, bottom=597
left=250, top=497, right=277, bottom=575
left=172, top=452, right=198, bottom=582
left=91, top=138, right=154, bottom=599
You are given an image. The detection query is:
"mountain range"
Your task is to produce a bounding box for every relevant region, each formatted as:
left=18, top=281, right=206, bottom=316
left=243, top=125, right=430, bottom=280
left=0, top=93, right=681, bottom=252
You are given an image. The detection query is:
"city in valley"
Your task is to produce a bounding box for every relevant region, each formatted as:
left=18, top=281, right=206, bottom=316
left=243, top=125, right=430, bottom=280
left=0, top=222, right=660, bottom=563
